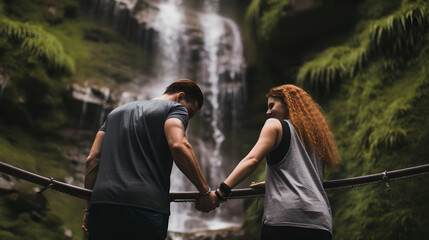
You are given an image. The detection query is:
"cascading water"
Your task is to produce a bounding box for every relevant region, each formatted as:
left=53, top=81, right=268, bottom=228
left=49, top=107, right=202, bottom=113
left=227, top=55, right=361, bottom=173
left=79, top=81, right=91, bottom=127
left=98, top=88, right=111, bottom=127
left=150, top=0, right=187, bottom=94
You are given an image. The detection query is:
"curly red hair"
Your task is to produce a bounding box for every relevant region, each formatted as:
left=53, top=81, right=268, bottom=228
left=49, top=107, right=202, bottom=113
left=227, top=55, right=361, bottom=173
left=267, top=84, right=341, bottom=167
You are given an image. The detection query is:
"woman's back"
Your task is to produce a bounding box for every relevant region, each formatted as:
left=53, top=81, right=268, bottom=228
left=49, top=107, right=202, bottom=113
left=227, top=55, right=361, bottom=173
left=263, top=120, right=332, bottom=234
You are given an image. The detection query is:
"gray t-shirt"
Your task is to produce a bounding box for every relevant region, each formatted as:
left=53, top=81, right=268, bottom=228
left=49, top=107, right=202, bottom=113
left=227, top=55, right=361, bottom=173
left=89, top=99, right=188, bottom=215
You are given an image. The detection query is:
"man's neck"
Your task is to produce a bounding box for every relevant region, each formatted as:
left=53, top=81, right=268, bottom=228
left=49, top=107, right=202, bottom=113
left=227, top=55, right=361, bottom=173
left=155, top=94, right=177, bottom=102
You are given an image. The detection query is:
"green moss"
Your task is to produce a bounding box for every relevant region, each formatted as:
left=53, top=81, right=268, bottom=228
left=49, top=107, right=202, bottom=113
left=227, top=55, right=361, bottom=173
left=43, top=16, right=150, bottom=87
left=0, top=125, right=68, bottom=177
left=45, top=191, right=86, bottom=240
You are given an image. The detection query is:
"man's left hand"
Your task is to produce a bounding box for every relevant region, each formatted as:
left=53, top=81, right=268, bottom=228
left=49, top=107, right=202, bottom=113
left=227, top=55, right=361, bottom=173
left=195, top=192, right=219, bottom=213
left=82, top=212, right=89, bottom=236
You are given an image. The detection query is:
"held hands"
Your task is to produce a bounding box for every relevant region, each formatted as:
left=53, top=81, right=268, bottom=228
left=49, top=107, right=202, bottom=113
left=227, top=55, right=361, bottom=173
left=195, top=191, right=219, bottom=213
left=195, top=181, right=232, bottom=213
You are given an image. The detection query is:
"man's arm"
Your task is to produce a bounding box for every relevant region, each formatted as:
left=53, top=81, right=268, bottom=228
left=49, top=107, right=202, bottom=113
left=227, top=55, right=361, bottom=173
left=164, top=118, right=218, bottom=212
left=165, top=118, right=208, bottom=193
left=82, top=130, right=105, bottom=235
left=85, top=131, right=105, bottom=190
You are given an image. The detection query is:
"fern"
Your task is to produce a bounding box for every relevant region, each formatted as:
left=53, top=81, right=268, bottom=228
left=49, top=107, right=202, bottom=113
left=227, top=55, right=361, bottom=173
left=0, top=17, right=75, bottom=74
left=297, top=3, right=428, bottom=97
left=370, top=6, right=428, bottom=56
left=245, top=0, right=262, bottom=38
left=259, top=0, right=291, bottom=40
left=245, top=0, right=292, bottom=40
left=297, top=41, right=371, bottom=95
left=368, top=125, right=407, bottom=150
left=384, top=99, right=412, bottom=122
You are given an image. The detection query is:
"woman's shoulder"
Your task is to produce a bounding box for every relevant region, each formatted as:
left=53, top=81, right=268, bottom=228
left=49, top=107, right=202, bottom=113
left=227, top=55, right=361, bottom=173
left=263, top=118, right=283, bottom=130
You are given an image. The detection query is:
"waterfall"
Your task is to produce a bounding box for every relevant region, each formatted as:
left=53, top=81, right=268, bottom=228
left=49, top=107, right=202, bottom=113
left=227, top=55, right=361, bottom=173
left=79, top=81, right=91, bottom=127
left=98, top=88, right=111, bottom=127
left=199, top=5, right=227, bottom=183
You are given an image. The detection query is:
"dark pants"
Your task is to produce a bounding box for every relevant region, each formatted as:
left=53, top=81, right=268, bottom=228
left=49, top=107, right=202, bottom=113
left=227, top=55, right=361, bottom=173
left=89, top=204, right=169, bottom=240
left=260, top=225, right=332, bottom=240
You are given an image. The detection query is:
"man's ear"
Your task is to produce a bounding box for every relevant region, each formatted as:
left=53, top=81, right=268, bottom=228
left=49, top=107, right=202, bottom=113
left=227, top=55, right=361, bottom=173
left=177, top=92, right=186, bottom=101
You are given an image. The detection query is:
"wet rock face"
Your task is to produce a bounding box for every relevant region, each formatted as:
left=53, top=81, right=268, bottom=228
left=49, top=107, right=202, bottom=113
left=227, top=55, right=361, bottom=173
left=67, top=83, right=111, bottom=130
left=57, top=129, right=95, bottom=187
left=131, top=0, right=160, bottom=27
left=2, top=185, right=48, bottom=217
left=0, top=174, right=16, bottom=191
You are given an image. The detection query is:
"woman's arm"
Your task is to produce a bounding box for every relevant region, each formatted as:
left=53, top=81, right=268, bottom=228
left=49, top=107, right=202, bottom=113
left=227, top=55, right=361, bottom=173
left=222, top=118, right=282, bottom=191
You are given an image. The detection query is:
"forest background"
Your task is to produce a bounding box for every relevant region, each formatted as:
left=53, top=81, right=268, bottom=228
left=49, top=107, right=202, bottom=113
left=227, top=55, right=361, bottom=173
left=0, top=0, right=428, bottom=239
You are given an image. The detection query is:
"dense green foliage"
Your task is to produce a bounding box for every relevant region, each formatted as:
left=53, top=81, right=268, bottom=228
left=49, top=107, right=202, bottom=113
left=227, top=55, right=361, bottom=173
left=0, top=0, right=148, bottom=128
left=0, top=0, right=149, bottom=239
left=0, top=17, right=75, bottom=73
left=242, top=0, right=429, bottom=239
left=326, top=39, right=429, bottom=240
left=0, top=3, right=75, bottom=127
left=246, top=0, right=292, bottom=41
left=0, top=125, right=82, bottom=240
left=297, top=3, right=428, bottom=98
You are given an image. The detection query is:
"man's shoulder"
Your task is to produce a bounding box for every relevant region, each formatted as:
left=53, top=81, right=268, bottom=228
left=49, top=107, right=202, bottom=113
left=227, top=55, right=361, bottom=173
left=116, top=100, right=171, bottom=110
left=144, top=99, right=185, bottom=112
left=110, top=100, right=185, bottom=118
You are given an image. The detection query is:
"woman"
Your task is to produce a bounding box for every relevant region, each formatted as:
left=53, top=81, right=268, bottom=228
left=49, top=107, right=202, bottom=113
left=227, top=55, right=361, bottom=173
left=215, top=84, right=341, bottom=240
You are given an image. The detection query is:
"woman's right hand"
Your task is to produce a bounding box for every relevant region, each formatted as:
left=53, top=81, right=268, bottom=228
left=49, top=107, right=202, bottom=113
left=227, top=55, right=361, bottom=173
left=249, top=181, right=265, bottom=188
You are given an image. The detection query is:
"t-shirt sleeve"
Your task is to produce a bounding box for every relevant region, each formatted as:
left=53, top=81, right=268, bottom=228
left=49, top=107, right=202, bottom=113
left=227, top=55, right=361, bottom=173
left=99, top=118, right=107, bottom=131
left=166, top=104, right=189, bottom=130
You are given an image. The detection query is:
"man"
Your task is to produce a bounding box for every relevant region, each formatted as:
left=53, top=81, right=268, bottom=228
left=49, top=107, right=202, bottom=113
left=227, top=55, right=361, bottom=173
left=82, top=79, right=218, bottom=239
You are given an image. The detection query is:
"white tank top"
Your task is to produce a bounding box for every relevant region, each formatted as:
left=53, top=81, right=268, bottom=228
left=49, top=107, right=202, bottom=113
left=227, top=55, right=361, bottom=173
left=263, top=120, right=332, bottom=234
